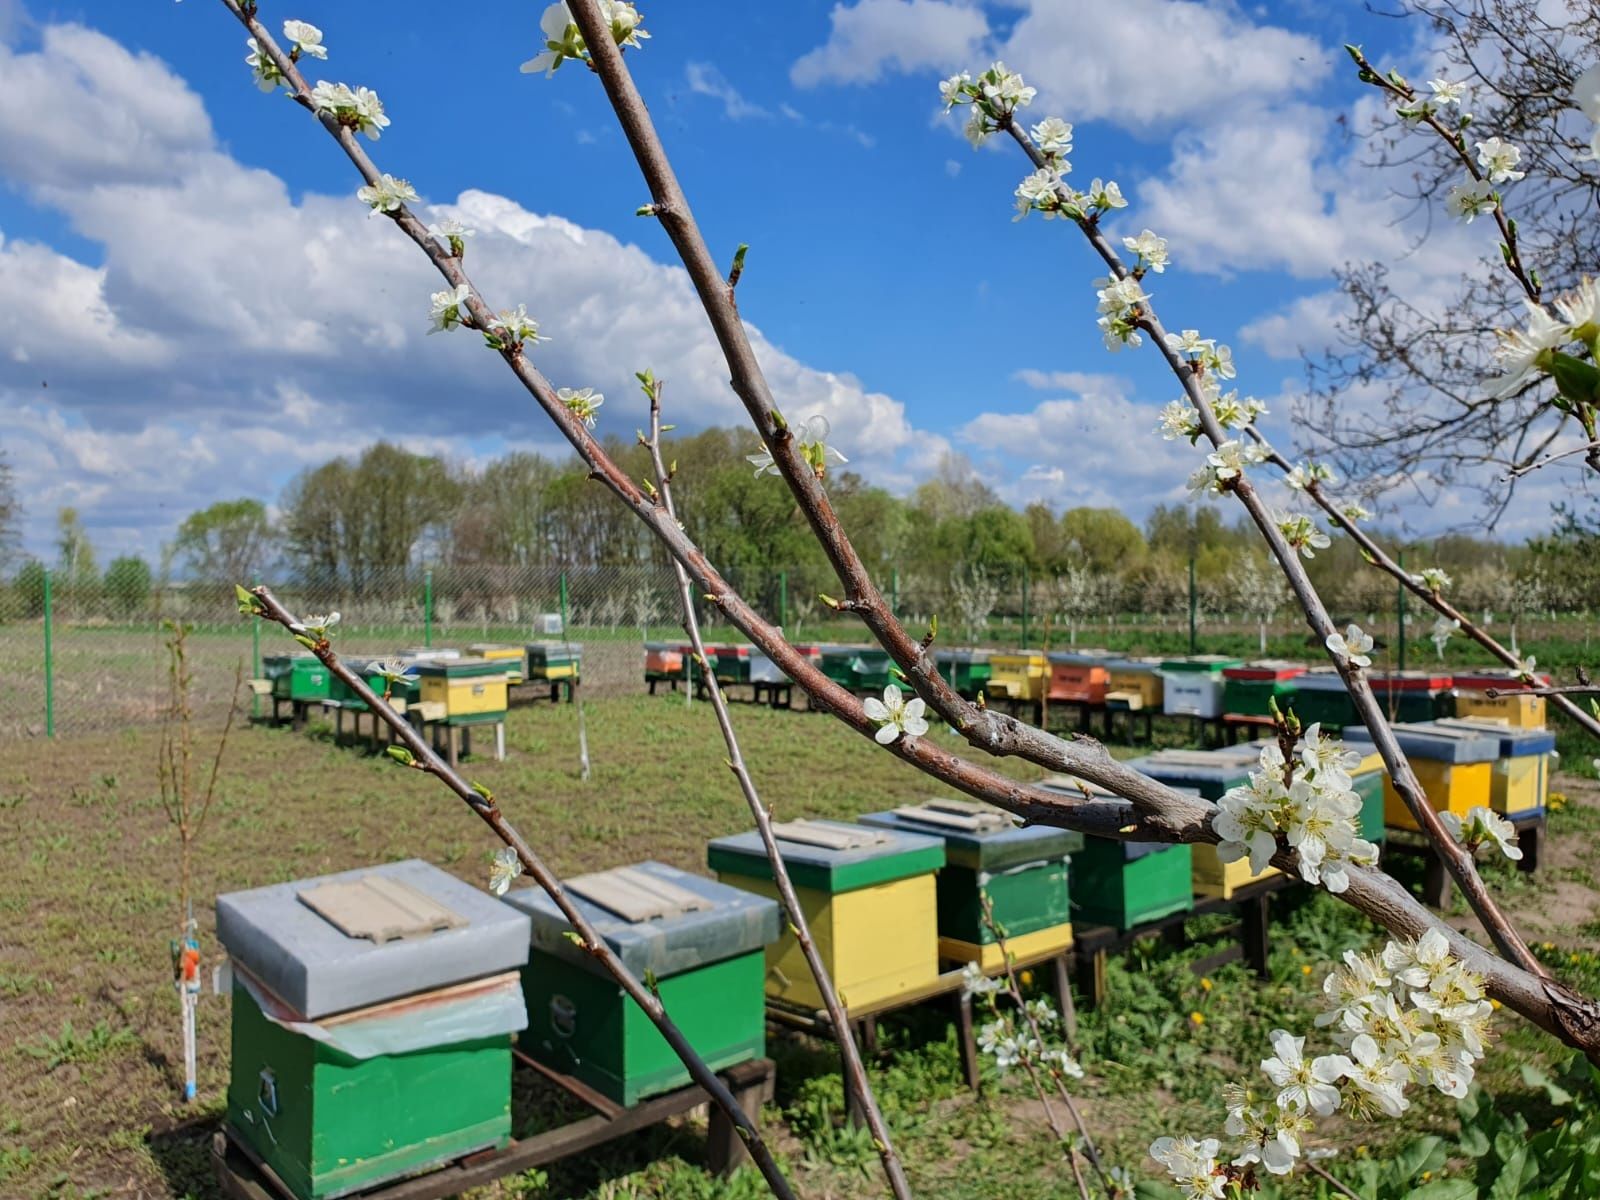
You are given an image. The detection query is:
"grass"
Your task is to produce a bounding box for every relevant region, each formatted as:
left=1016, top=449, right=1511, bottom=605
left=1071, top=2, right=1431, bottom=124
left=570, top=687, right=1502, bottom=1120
left=2, top=690, right=1598, bottom=1198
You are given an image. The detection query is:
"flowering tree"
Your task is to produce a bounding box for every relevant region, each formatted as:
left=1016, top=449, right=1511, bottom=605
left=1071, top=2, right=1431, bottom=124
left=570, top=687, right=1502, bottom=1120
left=214, top=4, right=1600, bottom=1197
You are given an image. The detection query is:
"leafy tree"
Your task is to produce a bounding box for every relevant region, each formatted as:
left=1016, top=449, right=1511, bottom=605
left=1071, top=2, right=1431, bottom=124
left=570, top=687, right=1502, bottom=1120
left=103, top=555, right=153, bottom=617
left=55, top=507, right=99, bottom=609
left=12, top=559, right=46, bottom=618
left=174, top=498, right=278, bottom=584
left=1060, top=506, right=1147, bottom=574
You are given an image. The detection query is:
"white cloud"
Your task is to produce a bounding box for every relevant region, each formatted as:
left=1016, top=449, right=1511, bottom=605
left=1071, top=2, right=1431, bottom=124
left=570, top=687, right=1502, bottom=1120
left=0, top=23, right=945, bottom=559
left=958, top=373, right=1197, bottom=508
left=791, top=0, right=989, bottom=87
left=684, top=62, right=769, bottom=120
left=793, top=0, right=1328, bottom=131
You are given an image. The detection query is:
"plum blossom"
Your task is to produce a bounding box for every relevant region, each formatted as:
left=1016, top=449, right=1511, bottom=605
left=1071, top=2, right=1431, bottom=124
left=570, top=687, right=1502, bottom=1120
left=1414, top=567, right=1453, bottom=592
left=1164, top=329, right=1213, bottom=357
left=1158, top=398, right=1202, bottom=442
left=863, top=684, right=929, bottom=744
left=427, top=284, right=473, bottom=334
left=485, top=304, right=542, bottom=349
left=1149, top=1136, right=1226, bottom=1199
left=522, top=1, right=649, bottom=76
left=488, top=847, right=523, bottom=895
left=1085, top=177, right=1126, bottom=210
left=1123, top=228, right=1169, bottom=273
left=1554, top=276, right=1600, bottom=334
left=1014, top=167, right=1067, bottom=220
left=1030, top=116, right=1073, bottom=157
left=558, top=387, right=604, bottom=428
left=311, top=81, right=389, bottom=139
left=1430, top=616, right=1459, bottom=658
left=1440, top=806, right=1523, bottom=861
left=1341, top=502, right=1374, bottom=523
left=1445, top=178, right=1497, bottom=223
left=1475, top=136, right=1525, bottom=183
left=1277, top=512, right=1331, bottom=559
left=1325, top=623, right=1374, bottom=669
left=429, top=218, right=476, bottom=257
left=1429, top=78, right=1467, bottom=105
left=245, top=39, right=285, bottom=92
left=282, top=19, right=326, bottom=60
left=1261, top=1030, right=1344, bottom=1116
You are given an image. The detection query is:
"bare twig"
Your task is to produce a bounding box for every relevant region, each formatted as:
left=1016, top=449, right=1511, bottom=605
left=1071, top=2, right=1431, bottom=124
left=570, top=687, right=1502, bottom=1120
left=1506, top=440, right=1600, bottom=478
left=640, top=374, right=914, bottom=1200
left=1306, top=1157, right=1365, bottom=1200
left=245, top=586, right=800, bottom=1200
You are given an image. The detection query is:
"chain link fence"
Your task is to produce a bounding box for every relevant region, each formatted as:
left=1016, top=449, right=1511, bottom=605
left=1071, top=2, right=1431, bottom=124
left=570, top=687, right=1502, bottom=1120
left=4, top=559, right=1592, bottom=739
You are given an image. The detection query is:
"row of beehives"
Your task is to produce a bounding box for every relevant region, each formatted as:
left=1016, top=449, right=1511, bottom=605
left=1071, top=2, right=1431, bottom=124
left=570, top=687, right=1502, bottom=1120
left=261, top=641, right=581, bottom=725
left=211, top=717, right=1553, bottom=1199
left=646, top=644, right=1552, bottom=728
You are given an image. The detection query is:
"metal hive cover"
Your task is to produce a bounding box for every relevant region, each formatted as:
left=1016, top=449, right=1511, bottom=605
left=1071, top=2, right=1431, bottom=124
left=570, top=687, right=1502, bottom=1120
left=503, top=861, right=779, bottom=981
left=216, top=859, right=531, bottom=1019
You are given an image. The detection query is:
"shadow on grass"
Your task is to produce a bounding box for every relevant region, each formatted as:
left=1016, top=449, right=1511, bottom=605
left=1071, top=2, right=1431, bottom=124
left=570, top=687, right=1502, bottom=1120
left=146, top=1112, right=225, bottom=1200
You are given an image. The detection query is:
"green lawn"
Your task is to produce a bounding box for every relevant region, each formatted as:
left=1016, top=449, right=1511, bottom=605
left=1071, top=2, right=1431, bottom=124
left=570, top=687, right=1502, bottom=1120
left=2, top=692, right=1598, bottom=1199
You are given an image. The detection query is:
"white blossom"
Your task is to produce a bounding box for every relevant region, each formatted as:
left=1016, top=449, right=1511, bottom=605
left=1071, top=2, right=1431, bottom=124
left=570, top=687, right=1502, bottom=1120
left=961, top=962, right=1003, bottom=997
left=1440, top=806, right=1524, bottom=861
left=1122, top=228, right=1169, bottom=272
left=1277, top=512, right=1331, bottom=559
left=522, top=1, right=649, bottom=76
left=1414, top=567, right=1453, bottom=592
left=1040, top=1046, right=1084, bottom=1078
left=939, top=71, right=972, bottom=110
left=488, top=846, right=523, bottom=895
left=1325, top=623, right=1374, bottom=669
left=1157, top=398, right=1202, bottom=442
left=1098, top=314, right=1142, bottom=351
left=1474, top=136, right=1525, bottom=184
left=1086, top=177, right=1127, bottom=210
left=1430, top=616, right=1459, bottom=658
left=427, top=284, right=473, bottom=334
left=1488, top=296, right=1570, bottom=397
left=1515, top=654, right=1538, bottom=680
left=1445, top=178, right=1498, bottom=223
left=1014, top=167, right=1066, bottom=220
left=428, top=218, right=476, bottom=256
left=312, top=81, right=389, bottom=139
left=1554, top=276, right=1600, bottom=334
left=1149, top=1136, right=1226, bottom=1200
left=1261, top=1029, right=1344, bottom=1116
left=1335, top=1033, right=1411, bottom=1117
left=1382, top=929, right=1452, bottom=991
left=1206, top=343, right=1236, bottom=380
left=1030, top=116, right=1073, bottom=156
left=558, top=386, right=604, bottom=428
left=1095, top=274, right=1148, bottom=317
left=297, top=611, right=340, bottom=636
left=1164, top=329, right=1214, bottom=357
left=282, top=19, right=326, bottom=60
left=1575, top=62, right=1600, bottom=123
left=1341, top=502, right=1374, bottom=523
left=245, top=39, right=285, bottom=92
left=862, top=683, right=929, bottom=744
left=1428, top=78, right=1467, bottom=105
left=486, top=304, right=541, bottom=347
left=979, top=61, right=1035, bottom=110
left=795, top=414, right=848, bottom=476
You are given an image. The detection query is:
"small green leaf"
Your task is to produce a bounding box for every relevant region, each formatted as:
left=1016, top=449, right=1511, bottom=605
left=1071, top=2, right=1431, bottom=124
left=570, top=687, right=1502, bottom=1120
left=469, top=780, right=495, bottom=804
left=384, top=745, right=416, bottom=767
left=293, top=634, right=318, bottom=650
left=234, top=584, right=261, bottom=615
left=562, top=930, right=583, bottom=946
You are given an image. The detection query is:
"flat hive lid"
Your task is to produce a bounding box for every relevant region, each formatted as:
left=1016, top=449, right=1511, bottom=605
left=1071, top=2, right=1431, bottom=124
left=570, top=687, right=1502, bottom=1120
left=216, top=859, right=530, bottom=1019
left=1035, top=775, right=1189, bottom=862
left=644, top=641, right=677, bottom=651
left=1047, top=648, right=1115, bottom=664
left=708, top=819, right=944, bottom=893
left=502, top=862, right=779, bottom=980
left=397, top=647, right=460, bottom=660
left=708, top=644, right=751, bottom=658
left=1433, top=717, right=1556, bottom=756
left=1341, top=723, right=1499, bottom=764
left=1107, top=657, right=1162, bottom=674
left=1129, top=750, right=1251, bottom=789
left=468, top=642, right=522, bottom=653
left=1370, top=671, right=1451, bottom=690
left=857, top=799, right=1082, bottom=869
left=934, top=648, right=991, bottom=664
left=992, top=649, right=1046, bottom=664
left=414, top=656, right=509, bottom=678
left=1160, top=655, right=1243, bottom=673
left=526, top=640, right=582, bottom=655
left=1224, top=660, right=1306, bottom=681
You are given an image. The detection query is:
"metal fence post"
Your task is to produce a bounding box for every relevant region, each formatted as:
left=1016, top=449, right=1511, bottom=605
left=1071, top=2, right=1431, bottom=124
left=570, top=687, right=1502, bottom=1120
left=251, top=574, right=262, bottom=719
left=779, top=570, right=788, bottom=631
left=1188, top=556, right=1198, bottom=655
left=1397, top=550, right=1407, bottom=672
left=43, top=568, right=55, bottom=738
left=424, top=567, right=434, bottom=649
left=891, top=568, right=900, bottom=615
left=559, top=570, right=569, bottom=632
left=1021, top=566, right=1031, bottom=648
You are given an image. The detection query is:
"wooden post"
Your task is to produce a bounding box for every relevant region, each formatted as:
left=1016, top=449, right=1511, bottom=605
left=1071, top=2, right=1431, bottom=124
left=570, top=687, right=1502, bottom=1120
left=1052, top=952, right=1078, bottom=1041
left=1241, top=894, right=1271, bottom=979
left=955, top=989, right=981, bottom=1090
left=706, top=1059, right=773, bottom=1177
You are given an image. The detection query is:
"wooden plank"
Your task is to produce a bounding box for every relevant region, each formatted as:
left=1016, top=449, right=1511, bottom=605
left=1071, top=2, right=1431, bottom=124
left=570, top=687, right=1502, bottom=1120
left=567, top=867, right=711, bottom=923
left=769, top=819, right=885, bottom=851
left=296, top=875, right=465, bottom=943
left=511, top=1046, right=624, bottom=1119
left=892, top=802, right=1010, bottom=833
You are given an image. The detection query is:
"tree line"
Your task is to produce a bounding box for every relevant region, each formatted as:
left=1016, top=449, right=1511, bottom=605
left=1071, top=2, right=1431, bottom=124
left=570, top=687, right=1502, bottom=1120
left=2, top=435, right=1595, bottom=626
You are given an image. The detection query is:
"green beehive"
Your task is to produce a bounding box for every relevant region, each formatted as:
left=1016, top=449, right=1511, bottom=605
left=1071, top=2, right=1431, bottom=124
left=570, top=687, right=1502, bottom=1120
left=1038, top=778, right=1192, bottom=930
left=1285, top=668, right=1358, bottom=729
left=500, top=862, right=779, bottom=1107
left=216, top=861, right=531, bottom=1200
left=818, top=644, right=877, bottom=691
left=707, top=643, right=753, bottom=684
left=264, top=653, right=332, bottom=704
left=935, top=649, right=992, bottom=699
left=524, top=641, right=582, bottom=682
left=858, top=799, right=1081, bottom=969
left=326, top=657, right=416, bottom=713
left=1222, top=661, right=1306, bottom=717
left=1370, top=672, right=1452, bottom=724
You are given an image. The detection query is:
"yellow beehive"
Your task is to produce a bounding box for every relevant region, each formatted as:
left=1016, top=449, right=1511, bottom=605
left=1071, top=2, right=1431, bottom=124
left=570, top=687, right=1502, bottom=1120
left=1191, top=845, right=1277, bottom=899
left=416, top=658, right=509, bottom=724
left=467, top=643, right=525, bottom=686
left=1453, top=690, right=1546, bottom=728
left=1107, top=659, right=1165, bottom=710
left=949, top=924, right=1075, bottom=971
left=1436, top=717, right=1555, bottom=817
left=986, top=651, right=1049, bottom=703
left=707, top=820, right=943, bottom=1012
left=1361, top=725, right=1497, bottom=831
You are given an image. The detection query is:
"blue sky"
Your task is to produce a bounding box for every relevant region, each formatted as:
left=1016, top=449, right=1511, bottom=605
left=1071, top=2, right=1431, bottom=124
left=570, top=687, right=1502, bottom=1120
left=0, top=0, right=1567, bottom=563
